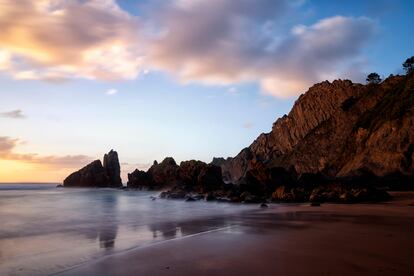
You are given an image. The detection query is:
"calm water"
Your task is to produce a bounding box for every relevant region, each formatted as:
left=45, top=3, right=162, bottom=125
left=0, top=184, right=255, bottom=275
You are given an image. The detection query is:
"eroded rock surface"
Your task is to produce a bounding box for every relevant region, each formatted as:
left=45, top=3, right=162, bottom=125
left=215, top=74, right=414, bottom=188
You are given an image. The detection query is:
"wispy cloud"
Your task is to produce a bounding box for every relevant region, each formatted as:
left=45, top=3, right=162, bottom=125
left=106, top=88, right=118, bottom=95
left=0, top=109, right=26, bottom=119
left=0, top=0, right=377, bottom=97
left=227, top=87, right=238, bottom=95
left=0, top=136, right=92, bottom=168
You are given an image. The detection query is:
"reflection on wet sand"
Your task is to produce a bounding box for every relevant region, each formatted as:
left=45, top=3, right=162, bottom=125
left=98, top=194, right=119, bottom=249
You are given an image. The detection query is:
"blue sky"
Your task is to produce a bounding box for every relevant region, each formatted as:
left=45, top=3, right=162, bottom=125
left=0, top=0, right=413, bottom=182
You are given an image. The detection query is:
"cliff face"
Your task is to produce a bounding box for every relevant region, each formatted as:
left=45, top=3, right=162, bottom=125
left=103, top=150, right=123, bottom=187
left=216, top=74, right=414, bottom=183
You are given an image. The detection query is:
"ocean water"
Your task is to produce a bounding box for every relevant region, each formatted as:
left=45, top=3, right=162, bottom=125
left=0, top=184, right=256, bottom=275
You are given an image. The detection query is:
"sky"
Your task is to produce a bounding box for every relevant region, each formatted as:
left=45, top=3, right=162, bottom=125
left=0, top=0, right=413, bottom=183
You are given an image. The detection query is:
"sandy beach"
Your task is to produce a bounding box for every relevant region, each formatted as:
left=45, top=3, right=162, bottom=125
left=58, top=192, right=414, bottom=276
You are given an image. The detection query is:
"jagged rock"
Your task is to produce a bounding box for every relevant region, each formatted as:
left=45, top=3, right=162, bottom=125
left=197, top=164, right=223, bottom=193
left=128, top=159, right=224, bottom=195
left=63, top=160, right=109, bottom=187
left=63, top=150, right=122, bottom=188
left=127, top=169, right=152, bottom=189
left=103, top=150, right=122, bottom=187
left=179, top=160, right=206, bottom=188
left=127, top=157, right=179, bottom=189
left=204, top=192, right=216, bottom=201
left=148, top=157, right=180, bottom=187
left=214, top=74, right=414, bottom=190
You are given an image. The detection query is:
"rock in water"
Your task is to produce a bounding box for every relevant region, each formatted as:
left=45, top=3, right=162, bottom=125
left=63, top=160, right=109, bottom=187
left=63, top=150, right=122, bottom=187
left=103, top=150, right=123, bottom=188
left=260, top=203, right=269, bottom=208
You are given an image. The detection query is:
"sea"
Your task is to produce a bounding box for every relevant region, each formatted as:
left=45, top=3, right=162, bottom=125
left=0, top=183, right=256, bottom=275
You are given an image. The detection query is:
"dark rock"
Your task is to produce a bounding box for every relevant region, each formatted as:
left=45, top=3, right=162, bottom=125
left=271, top=186, right=293, bottom=202
left=197, top=164, right=223, bottom=193
left=127, top=169, right=152, bottom=189
left=103, top=150, right=123, bottom=187
left=63, top=150, right=122, bottom=188
left=56, top=184, right=63, bottom=188
left=216, top=197, right=231, bottom=203
left=148, top=157, right=180, bottom=187
left=204, top=192, right=216, bottom=201
left=64, top=160, right=109, bottom=187
left=127, top=157, right=180, bottom=189
left=127, top=159, right=224, bottom=195
left=179, top=160, right=207, bottom=189
left=159, top=191, right=169, bottom=198
left=260, top=203, right=269, bottom=208
left=310, top=202, right=321, bottom=207
left=185, top=196, right=196, bottom=202
left=309, top=183, right=391, bottom=203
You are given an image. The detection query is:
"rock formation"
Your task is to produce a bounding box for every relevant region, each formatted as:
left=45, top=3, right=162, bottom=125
left=127, top=158, right=224, bottom=197
left=214, top=73, right=414, bottom=189
left=103, top=150, right=123, bottom=187
left=65, top=71, right=414, bottom=203
left=63, top=150, right=123, bottom=187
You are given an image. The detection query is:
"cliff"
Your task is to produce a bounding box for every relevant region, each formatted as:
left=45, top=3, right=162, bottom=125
left=215, top=73, right=414, bottom=186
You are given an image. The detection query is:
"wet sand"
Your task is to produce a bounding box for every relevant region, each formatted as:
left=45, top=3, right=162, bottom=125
left=59, top=192, right=414, bottom=276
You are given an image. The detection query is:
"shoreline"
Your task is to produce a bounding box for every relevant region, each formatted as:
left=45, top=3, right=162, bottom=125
left=59, top=192, right=414, bottom=276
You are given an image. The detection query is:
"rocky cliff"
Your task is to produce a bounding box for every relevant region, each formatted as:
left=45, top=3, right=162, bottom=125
left=215, top=73, right=414, bottom=187
left=64, top=150, right=123, bottom=187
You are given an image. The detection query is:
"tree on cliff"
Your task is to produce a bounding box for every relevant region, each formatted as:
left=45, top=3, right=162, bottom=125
left=403, top=56, right=414, bottom=74
left=366, top=73, right=381, bottom=84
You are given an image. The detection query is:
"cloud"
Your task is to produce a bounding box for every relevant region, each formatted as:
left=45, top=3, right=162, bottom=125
left=0, top=136, right=18, bottom=153
left=258, top=16, right=376, bottom=97
left=148, top=2, right=377, bottom=97
left=227, top=87, right=238, bottom=94
left=106, top=88, right=118, bottom=95
left=0, top=109, right=26, bottom=119
left=0, top=0, right=145, bottom=81
left=0, top=136, right=92, bottom=168
left=0, top=0, right=377, bottom=97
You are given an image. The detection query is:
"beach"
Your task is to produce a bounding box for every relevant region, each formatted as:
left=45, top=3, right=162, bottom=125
left=1, top=185, right=414, bottom=276
left=60, top=192, right=414, bottom=276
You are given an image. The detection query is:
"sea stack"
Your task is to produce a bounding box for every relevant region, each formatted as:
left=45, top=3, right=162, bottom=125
left=63, top=150, right=123, bottom=187
left=103, top=149, right=123, bottom=187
